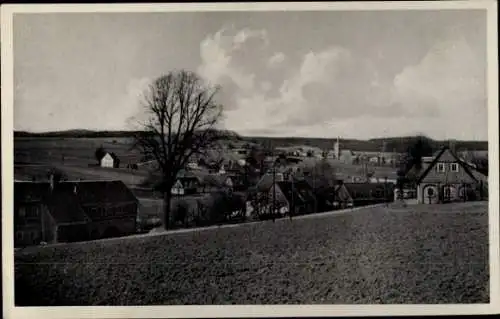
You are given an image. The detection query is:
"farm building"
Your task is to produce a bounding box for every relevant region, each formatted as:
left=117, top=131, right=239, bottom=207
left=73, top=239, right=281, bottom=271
left=369, top=176, right=398, bottom=184
left=171, top=170, right=245, bottom=196
left=14, top=178, right=138, bottom=247
left=414, top=146, right=488, bottom=204
left=99, top=152, right=120, bottom=168
left=254, top=166, right=290, bottom=192
left=265, top=180, right=317, bottom=216
left=303, top=176, right=343, bottom=212
left=334, top=182, right=395, bottom=207
left=339, top=150, right=355, bottom=164
left=171, top=172, right=207, bottom=196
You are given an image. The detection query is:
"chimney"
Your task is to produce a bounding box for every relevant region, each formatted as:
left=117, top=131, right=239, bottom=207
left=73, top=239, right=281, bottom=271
left=448, top=140, right=456, bottom=153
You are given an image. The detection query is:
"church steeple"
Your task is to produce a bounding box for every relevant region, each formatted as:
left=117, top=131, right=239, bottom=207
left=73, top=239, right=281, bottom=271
left=334, top=136, right=341, bottom=159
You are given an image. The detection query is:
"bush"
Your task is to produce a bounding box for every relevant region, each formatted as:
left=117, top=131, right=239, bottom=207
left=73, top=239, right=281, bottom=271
left=171, top=201, right=189, bottom=227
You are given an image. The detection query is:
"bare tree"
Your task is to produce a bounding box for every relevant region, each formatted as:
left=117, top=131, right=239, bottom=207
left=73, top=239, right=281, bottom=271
left=132, top=70, right=224, bottom=229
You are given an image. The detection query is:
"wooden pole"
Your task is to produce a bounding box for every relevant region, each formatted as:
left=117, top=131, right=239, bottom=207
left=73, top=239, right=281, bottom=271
left=290, top=173, right=294, bottom=221
left=272, top=150, right=276, bottom=222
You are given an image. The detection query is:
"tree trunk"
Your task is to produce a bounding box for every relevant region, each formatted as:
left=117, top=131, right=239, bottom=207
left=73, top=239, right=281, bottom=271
left=163, top=191, right=172, bottom=230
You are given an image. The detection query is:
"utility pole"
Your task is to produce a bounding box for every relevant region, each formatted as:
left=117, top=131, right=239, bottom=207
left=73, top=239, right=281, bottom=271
left=313, top=164, right=317, bottom=213
left=272, top=149, right=276, bottom=222
left=290, top=172, right=294, bottom=221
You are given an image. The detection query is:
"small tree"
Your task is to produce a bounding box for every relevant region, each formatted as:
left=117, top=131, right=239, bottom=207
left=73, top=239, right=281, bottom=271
left=47, top=167, right=68, bottom=183
left=172, top=200, right=189, bottom=227
left=405, top=135, right=433, bottom=172
left=132, top=70, right=224, bottom=230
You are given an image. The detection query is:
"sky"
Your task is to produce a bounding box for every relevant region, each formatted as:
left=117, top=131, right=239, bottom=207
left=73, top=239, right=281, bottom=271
left=13, top=10, right=488, bottom=140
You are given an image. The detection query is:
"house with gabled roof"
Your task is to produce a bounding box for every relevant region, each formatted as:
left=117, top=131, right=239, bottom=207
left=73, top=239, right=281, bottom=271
left=415, top=146, right=487, bottom=204
left=171, top=170, right=210, bottom=196
left=99, top=152, right=120, bottom=168
left=14, top=178, right=139, bottom=247
left=336, top=182, right=395, bottom=207
left=265, top=180, right=317, bottom=216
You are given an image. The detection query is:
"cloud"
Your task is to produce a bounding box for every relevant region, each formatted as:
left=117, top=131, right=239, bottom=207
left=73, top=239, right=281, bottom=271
left=197, top=27, right=486, bottom=140
left=391, top=35, right=486, bottom=118
left=198, top=27, right=271, bottom=109
left=268, top=52, right=285, bottom=67
left=233, top=28, right=269, bottom=48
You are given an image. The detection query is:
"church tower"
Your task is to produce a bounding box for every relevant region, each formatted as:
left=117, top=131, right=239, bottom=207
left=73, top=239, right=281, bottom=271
left=333, top=136, right=340, bottom=159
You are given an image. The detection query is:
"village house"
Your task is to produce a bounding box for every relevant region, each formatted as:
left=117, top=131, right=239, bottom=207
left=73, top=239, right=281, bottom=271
left=369, top=176, right=398, bottom=184
left=171, top=171, right=207, bottom=196
left=99, top=152, right=120, bottom=168
left=302, top=176, right=343, bottom=212
left=204, top=174, right=236, bottom=192
left=414, top=146, right=488, bottom=204
left=334, top=182, right=395, bottom=207
left=265, top=180, right=317, bottom=216
left=254, top=166, right=289, bottom=193
left=14, top=178, right=138, bottom=247
left=171, top=169, right=243, bottom=196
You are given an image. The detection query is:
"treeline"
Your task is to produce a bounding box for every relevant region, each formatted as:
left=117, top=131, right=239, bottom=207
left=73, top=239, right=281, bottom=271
left=369, top=136, right=488, bottom=153
left=15, top=130, right=488, bottom=152
left=14, top=130, right=144, bottom=138
left=244, top=135, right=488, bottom=153
left=14, top=129, right=244, bottom=140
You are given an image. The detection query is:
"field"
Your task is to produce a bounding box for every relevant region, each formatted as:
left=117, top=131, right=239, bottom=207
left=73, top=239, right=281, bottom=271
left=14, top=202, right=489, bottom=305
left=15, top=137, right=140, bottom=165
left=15, top=137, right=151, bottom=186
left=14, top=137, right=401, bottom=188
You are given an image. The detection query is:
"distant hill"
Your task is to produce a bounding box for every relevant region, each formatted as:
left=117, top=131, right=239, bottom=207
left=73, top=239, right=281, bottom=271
left=242, top=135, right=488, bottom=153
left=14, top=129, right=243, bottom=140
left=14, top=130, right=145, bottom=138
left=14, top=130, right=488, bottom=153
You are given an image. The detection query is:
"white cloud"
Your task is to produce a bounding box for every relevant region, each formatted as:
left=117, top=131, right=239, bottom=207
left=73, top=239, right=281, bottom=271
left=198, top=27, right=264, bottom=94
left=260, top=81, right=272, bottom=92
left=233, top=28, right=269, bottom=48
left=198, top=27, right=486, bottom=140
left=391, top=35, right=485, bottom=118
left=268, top=52, right=285, bottom=67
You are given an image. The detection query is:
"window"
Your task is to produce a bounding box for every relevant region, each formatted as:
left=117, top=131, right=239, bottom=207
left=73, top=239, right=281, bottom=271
left=451, top=163, right=459, bottom=172
left=18, top=207, right=26, bottom=218
left=436, top=163, right=446, bottom=173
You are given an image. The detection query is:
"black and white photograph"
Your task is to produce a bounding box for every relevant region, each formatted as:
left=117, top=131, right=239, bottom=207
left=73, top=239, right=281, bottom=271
left=1, top=1, right=499, bottom=318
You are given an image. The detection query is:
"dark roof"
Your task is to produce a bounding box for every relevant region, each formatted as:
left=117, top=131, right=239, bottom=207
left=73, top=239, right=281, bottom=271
left=343, top=183, right=394, bottom=200
left=59, top=180, right=138, bottom=204
left=203, top=174, right=229, bottom=188
left=45, top=188, right=89, bottom=224
left=416, top=146, right=478, bottom=184
left=303, top=176, right=342, bottom=189
left=276, top=180, right=316, bottom=205
left=256, top=171, right=287, bottom=192
left=14, top=181, right=88, bottom=224
left=14, top=181, right=50, bottom=203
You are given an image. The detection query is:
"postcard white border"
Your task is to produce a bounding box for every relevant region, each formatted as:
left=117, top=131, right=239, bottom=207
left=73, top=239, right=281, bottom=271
left=2, top=1, right=499, bottom=318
